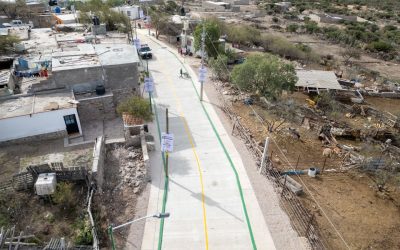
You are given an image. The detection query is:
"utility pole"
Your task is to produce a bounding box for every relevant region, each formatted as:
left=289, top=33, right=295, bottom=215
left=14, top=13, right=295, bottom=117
left=200, top=22, right=205, bottom=101
left=165, top=108, right=169, bottom=177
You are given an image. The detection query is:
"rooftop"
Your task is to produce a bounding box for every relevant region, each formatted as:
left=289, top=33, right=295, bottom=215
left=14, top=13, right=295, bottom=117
left=0, top=91, right=76, bottom=119
left=296, top=70, right=343, bottom=90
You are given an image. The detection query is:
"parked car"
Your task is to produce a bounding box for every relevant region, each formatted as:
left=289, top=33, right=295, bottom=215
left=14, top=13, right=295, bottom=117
left=2, top=20, right=34, bottom=28
left=138, top=44, right=152, bottom=59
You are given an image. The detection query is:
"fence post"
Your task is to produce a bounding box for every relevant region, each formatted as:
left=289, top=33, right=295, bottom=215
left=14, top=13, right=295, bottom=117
left=305, top=213, right=315, bottom=238
left=281, top=175, right=287, bottom=197
left=259, top=137, right=270, bottom=174
left=295, top=154, right=300, bottom=170
left=322, top=157, right=327, bottom=174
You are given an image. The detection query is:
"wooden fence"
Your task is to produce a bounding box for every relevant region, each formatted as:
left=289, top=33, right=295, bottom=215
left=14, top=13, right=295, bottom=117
left=0, top=163, right=88, bottom=194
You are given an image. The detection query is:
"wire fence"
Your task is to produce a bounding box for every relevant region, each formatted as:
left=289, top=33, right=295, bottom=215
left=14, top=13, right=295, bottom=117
left=213, top=81, right=330, bottom=250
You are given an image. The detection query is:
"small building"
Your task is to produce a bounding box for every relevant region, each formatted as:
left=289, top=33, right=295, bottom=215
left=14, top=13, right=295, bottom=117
left=112, top=5, right=141, bottom=20
left=202, top=1, right=231, bottom=12
left=0, top=91, right=82, bottom=143
left=309, top=13, right=359, bottom=24
left=296, top=70, right=343, bottom=93
left=274, top=2, right=291, bottom=12
left=226, top=0, right=249, bottom=5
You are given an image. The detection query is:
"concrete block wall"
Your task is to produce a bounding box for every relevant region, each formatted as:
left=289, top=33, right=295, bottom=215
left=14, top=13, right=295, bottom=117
left=104, top=63, right=139, bottom=90
left=0, top=130, right=67, bottom=146
left=77, top=94, right=116, bottom=122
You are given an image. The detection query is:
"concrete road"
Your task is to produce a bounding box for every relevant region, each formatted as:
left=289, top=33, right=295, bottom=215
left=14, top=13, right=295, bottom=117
left=139, top=31, right=276, bottom=250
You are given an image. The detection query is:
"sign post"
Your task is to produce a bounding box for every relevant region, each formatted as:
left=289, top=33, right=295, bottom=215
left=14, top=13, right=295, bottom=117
left=144, top=77, right=154, bottom=111
left=199, top=67, right=207, bottom=101
left=161, top=108, right=173, bottom=177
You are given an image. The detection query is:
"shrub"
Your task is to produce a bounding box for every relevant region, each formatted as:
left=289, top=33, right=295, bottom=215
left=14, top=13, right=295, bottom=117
left=272, top=17, right=279, bottom=23
left=117, top=96, right=153, bottom=121
left=286, top=23, right=299, bottom=33
left=73, top=216, right=93, bottom=245
left=304, top=21, right=320, bottom=34
left=366, top=41, right=393, bottom=53
left=209, top=54, right=229, bottom=81
left=53, top=182, right=76, bottom=210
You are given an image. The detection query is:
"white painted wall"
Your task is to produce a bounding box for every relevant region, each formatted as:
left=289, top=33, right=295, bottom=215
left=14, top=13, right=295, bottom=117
left=112, top=6, right=140, bottom=20
left=0, top=108, right=82, bottom=142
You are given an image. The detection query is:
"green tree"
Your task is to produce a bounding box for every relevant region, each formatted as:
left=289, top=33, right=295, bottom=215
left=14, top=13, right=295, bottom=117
left=0, top=35, right=20, bottom=54
left=231, top=53, right=297, bottom=100
left=0, top=0, right=29, bottom=19
left=194, top=20, right=222, bottom=59
left=148, top=9, right=170, bottom=39
left=78, top=0, right=130, bottom=32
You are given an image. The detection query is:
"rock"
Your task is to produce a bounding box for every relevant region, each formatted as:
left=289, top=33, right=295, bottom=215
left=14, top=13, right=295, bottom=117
left=128, top=152, right=138, bottom=159
left=133, top=187, right=141, bottom=194
left=127, top=162, right=134, bottom=168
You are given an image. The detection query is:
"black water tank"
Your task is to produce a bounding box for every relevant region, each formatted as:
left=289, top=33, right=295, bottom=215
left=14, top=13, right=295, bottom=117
left=95, top=84, right=105, bottom=95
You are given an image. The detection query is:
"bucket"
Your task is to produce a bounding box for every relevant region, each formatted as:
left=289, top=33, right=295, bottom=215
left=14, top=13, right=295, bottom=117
left=308, top=167, right=317, bottom=177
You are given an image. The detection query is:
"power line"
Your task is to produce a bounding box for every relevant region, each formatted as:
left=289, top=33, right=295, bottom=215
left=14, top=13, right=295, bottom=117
left=202, top=30, right=351, bottom=249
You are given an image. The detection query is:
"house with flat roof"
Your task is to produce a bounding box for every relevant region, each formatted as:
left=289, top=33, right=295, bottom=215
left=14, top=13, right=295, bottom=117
left=0, top=91, right=82, bottom=143
left=296, top=70, right=343, bottom=93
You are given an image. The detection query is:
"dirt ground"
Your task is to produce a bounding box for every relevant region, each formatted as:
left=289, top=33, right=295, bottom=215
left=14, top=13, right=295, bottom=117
left=95, top=143, right=147, bottom=249
left=0, top=139, right=93, bottom=247
left=230, top=95, right=400, bottom=250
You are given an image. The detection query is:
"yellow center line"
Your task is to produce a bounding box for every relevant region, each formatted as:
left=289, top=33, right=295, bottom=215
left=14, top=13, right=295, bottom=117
left=158, top=57, right=210, bottom=250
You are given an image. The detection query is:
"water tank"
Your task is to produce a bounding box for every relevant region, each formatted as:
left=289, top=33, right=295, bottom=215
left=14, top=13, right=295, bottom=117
left=35, top=173, right=57, bottom=196
left=95, top=84, right=105, bottom=95
left=54, top=6, right=61, bottom=14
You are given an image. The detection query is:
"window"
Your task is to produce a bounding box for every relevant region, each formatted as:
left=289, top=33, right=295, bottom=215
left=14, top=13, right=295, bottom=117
left=127, top=11, right=131, bottom=16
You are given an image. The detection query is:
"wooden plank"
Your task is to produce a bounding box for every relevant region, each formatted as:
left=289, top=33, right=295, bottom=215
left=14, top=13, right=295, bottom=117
left=7, top=226, right=14, bottom=250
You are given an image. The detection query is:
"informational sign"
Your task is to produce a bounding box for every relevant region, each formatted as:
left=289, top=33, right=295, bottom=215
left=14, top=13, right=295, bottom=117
left=133, top=39, right=141, bottom=49
left=199, top=67, right=207, bottom=82
left=144, top=77, right=154, bottom=93
left=161, top=133, right=174, bottom=153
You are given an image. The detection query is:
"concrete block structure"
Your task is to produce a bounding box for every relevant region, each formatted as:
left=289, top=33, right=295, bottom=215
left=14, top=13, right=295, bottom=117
left=112, top=5, right=141, bottom=20
left=0, top=91, right=82, bottom=143
left=309, top=13, right=359, bottom=24
left=30, top=44, right=140, bottom=100
left=202, top=1, right=231, bottom=12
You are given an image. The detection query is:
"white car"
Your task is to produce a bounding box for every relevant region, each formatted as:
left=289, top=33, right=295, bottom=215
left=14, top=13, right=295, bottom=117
left=2, top=20, right=34, bottom=28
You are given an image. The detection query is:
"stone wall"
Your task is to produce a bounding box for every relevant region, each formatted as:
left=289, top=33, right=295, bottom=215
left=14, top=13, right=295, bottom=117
left=0, top=130, right=66, bottom=146
left=77, top=93, right=116, bottom=122
left=91, top=136, right=105, bottom=191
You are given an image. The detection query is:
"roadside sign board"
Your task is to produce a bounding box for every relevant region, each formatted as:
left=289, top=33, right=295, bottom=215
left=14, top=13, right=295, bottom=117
left=133, top=39, right=141, bottom=49
left=199, top=67, right=207, bottom=82
left=161, top=133, right=174, bottom=152
left=144, top=77, right=154, bottom=93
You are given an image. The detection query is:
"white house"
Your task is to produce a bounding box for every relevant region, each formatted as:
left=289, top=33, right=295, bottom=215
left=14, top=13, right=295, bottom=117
left=0, top=91, right=82, bottom=142
left=112, top=5, right=141, bottom=20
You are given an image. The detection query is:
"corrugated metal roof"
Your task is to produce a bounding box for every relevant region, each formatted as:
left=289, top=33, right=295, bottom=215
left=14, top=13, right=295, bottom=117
left=296, top=70, right=342, bottom=90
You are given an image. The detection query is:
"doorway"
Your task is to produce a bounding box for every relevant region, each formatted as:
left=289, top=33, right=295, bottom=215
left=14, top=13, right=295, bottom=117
left=64, top=114, right=80, bottom=134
